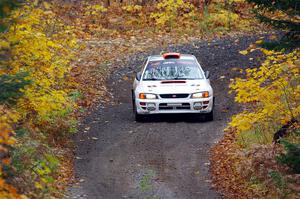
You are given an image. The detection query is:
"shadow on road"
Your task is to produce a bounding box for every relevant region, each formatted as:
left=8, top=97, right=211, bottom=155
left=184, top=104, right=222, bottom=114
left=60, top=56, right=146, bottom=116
left=135, top=113, right=213, bottom=123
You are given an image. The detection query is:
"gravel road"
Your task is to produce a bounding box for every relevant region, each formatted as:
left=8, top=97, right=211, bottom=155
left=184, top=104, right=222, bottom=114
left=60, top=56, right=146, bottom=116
left=67, top=35, right=264, bottom=199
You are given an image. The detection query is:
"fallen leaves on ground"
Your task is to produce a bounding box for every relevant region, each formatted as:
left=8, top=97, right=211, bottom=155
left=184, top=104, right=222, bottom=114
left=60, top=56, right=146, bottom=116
left=211, top=127, right=300, bottom=198
left=210, top=128, right=253, bottom=199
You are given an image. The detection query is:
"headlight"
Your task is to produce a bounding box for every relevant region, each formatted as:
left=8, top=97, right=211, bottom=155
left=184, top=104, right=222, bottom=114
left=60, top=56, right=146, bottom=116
left=192, top=91, right=209, bottom=98
left=139, top=93, right=157, bottom=99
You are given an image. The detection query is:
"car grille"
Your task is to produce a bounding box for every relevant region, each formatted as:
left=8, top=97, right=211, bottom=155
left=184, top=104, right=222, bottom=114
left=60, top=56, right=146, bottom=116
left=159, top=103, right=190, bottom=110
left=159, top=94, right=189, bottom=99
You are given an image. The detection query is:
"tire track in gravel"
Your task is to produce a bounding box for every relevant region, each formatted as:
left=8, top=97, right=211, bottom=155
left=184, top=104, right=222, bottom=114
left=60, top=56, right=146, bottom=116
left=67, top=35, right=265, bottom=199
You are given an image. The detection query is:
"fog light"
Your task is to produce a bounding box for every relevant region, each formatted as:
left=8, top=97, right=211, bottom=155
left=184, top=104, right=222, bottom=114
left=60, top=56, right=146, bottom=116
left=193, top=102, right=202, bottom=110
left=147, top=103, right=156, bottom=111
left=203, top=101, right=209, bottom=105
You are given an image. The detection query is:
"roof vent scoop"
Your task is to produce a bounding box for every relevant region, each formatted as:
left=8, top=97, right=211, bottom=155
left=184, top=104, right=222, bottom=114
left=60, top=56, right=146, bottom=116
left=163, top=52, right=181, bottom=59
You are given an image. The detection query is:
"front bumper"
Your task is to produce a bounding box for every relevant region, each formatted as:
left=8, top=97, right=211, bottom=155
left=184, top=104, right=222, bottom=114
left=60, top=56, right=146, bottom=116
left=135, top=97, right=214, bottom=115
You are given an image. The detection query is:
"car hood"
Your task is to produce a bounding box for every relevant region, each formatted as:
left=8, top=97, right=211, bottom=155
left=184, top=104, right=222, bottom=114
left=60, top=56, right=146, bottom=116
left=139, top=80, right=211, bottom=94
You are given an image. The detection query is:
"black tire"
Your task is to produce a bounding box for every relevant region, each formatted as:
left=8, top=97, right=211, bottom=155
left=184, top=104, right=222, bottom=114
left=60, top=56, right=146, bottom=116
left=205, top=97, right=215, bottom=121
left=132, top=90, right=144, bottom=122
left=133, top=102, right=145, bottom=122
left=132, top=90, right=137, bottom=114
left=135, top=111, right=144, bottom=122
left=205, top=110, right=214, bottom=121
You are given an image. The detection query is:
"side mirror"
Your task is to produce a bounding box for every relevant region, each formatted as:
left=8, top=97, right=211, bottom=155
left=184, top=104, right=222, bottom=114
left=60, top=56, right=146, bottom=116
left=205, top=71, right=210, bottom=79
left=136, top=72, right=141, bottom=81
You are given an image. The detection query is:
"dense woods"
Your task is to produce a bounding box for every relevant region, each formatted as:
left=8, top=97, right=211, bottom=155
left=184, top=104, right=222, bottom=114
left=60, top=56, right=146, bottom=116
left=211, top=0, right=300, bottom=198
left=0, top=0, right=299, bottom=198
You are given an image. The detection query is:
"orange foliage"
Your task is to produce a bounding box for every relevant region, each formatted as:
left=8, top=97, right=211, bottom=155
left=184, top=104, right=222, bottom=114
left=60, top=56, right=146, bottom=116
left=0, top=109, right=26, bottom=198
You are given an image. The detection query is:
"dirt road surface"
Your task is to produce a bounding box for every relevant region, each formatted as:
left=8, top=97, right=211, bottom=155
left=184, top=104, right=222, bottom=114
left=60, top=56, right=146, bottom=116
left=67, top=35, right=263, bottom=199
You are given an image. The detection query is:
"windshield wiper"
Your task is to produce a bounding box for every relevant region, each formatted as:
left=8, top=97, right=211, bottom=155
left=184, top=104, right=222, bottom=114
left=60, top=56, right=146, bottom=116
left=143, top=78, right=159, bottom=81
left=173, top=77, right=195, bottom=80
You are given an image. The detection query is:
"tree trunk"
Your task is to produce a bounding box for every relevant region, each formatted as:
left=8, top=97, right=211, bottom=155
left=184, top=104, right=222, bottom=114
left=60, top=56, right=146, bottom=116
left=273, top=118, right=298, bottom=143
left=106, top=0, right=110, bottom=7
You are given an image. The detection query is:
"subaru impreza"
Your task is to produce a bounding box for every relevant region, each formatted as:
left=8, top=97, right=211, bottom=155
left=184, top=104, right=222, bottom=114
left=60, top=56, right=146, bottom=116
left=132, top=53, right=214, bottom=121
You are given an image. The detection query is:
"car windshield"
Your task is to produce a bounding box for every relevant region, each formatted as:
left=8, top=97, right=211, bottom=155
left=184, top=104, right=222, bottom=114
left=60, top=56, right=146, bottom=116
left=142, top=59, right=203, bottom=80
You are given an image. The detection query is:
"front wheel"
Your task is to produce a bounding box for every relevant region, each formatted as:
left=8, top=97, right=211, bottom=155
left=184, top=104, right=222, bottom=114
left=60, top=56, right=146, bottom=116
left=205, top=110, right=214, bottom=121
left=132, top=96, right=144, bottom=122
left=133, top=103, right=145, bottom=122
left=135, top=111, right=145, bottom=122
left=205, top=97, right=214, bottom=121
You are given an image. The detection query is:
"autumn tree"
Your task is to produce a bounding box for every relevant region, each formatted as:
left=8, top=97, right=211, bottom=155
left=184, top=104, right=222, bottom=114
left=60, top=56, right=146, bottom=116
left=0, top=0, right=77, bottom=197
left=0, top=1, right=31, bottom=106
left=247, top=0, right=300, bottom=48
left=0, top=0, right=22, bottom=30
left=0, top=0, right=20, bottom=17
left=0, top=73, right=31, bottom=104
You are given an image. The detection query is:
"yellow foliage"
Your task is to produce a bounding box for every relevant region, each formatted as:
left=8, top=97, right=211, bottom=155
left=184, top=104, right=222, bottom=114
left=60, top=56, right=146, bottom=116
left=0, top=106, right=25, bottom=198
left=0, top=1, right=78, bottom=197
left=42, top=2, right=51, bottom=10
left=0, top=178, right=28, bottom=199
left=0, top=105, right=18, bottom=146
left=0, top=40, right=10, bottom=49
left=122, top=5, right=142, bottom=14
left=150, top=0, right=196, bottom=27
left=230, top=0, right=246, bottom=2
left=206, top=9, right=242, bottom=30
left=85, top=4, right=107, bottom=16
left=230, top=49, right=300, bottom=133
left=239, top=50, right=248, bottom=55
left=0, top=4, right=77, bottom=123
left=0, top=106, right=19, bottom=125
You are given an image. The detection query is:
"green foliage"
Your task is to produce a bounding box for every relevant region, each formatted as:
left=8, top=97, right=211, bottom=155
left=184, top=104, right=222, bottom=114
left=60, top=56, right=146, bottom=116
left=246, top=0, right=299, bottom=15
left=69, top=90, right=82, bottom=102
left=139, top=169, right=157, bottom=199
left=247, top=0, right=300, bottom=29
left=0, top=0, right=20, bottom=18
left=15, top=128, right=27, bottom=137
left=0, top=72, right=31, bottom=104
left=0, top=1, right=78, bottom=197
left=248, top=175, right=269, bottom=196
left=269, top=170, right=286, bottom=189
left=139, top=170, right=155, bottom=192
left=260, top=37, right=300, bottom=51
left=11, top=136, right=61, bottom=198
left=0, top=0, right=21, bottom=32
left=33, top=154, right=59, bottom=186
left=277, top=139, right=300, bottom=174
left=11, top=138, right=39, bottom=173
left=236, top=127, right=273, bottom=148
left=268, top=170, right=288, bottom=198
left=247, top=0, right=300, bottom=49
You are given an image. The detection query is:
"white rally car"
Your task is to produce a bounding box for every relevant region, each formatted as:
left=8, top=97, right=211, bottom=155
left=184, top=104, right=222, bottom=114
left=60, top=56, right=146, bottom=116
left=132, top=53, right=214, bottom=121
